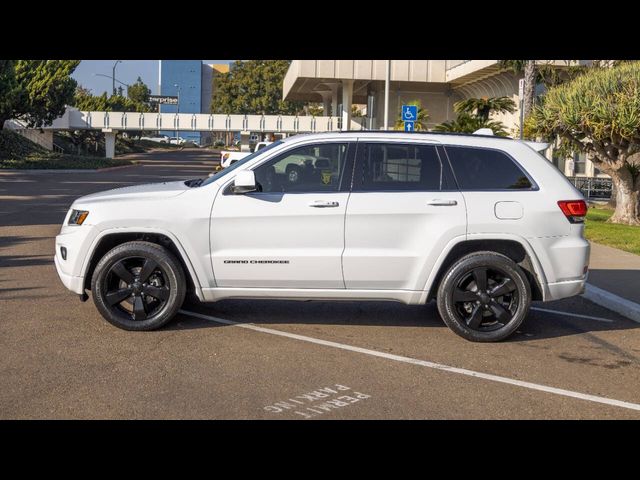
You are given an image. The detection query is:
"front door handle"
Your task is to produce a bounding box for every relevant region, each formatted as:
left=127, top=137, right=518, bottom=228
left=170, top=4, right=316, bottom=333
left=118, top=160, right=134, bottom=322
left=308, top=200, right=340, bottom=208
left=428, top=199, right=458, bottom=206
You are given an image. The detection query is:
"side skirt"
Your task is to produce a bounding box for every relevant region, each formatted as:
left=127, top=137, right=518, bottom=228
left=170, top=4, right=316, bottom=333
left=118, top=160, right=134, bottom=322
left=200, top=287, right=425, bottom=305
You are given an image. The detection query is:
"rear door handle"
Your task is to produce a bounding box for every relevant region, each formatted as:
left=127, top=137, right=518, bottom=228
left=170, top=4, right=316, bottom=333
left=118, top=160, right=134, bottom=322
left=308, top=200, right=340, bottom=208
left=428, top=199, right=458, bottom=206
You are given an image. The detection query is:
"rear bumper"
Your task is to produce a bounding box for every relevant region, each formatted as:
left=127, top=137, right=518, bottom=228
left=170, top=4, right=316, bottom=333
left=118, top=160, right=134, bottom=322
left=544, top=278, right=586, bottom=301
left=54, top=253, right=85, bottom=294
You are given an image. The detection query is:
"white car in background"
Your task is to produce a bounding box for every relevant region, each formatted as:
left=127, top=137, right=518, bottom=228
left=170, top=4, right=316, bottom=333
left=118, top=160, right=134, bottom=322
left=140, top=135, right=170, bottom=144
left=54, top=130, right=590, bottom=342
left=220, top=141, right=273, bottom=169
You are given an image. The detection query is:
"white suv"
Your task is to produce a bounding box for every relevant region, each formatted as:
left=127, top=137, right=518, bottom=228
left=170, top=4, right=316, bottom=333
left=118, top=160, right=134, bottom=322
left=54, top=131, right=590, bottom=342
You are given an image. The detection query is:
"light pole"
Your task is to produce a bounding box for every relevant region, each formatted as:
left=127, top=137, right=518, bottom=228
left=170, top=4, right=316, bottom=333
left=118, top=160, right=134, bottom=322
left=93, top=73, right=129, bottom=93
left=174, top=83, right=181, bottom=141
left=112, top=60, right=122, bottom=96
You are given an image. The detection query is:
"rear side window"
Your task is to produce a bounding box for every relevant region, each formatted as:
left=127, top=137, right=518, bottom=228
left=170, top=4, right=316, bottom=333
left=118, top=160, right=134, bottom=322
left=354, top=143, right=454, bottom=191
left=445, top=146, right=533, bottom=190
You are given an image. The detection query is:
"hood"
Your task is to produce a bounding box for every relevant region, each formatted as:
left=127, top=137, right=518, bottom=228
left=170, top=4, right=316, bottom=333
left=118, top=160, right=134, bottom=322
left=74, top=180, right=190, bottom=205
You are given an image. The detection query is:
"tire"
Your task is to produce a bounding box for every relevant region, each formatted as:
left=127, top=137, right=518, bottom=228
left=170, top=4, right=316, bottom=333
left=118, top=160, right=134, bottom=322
left=91, top=241, right=186, bottom=331
left=436, top=251, right=531, bottom=342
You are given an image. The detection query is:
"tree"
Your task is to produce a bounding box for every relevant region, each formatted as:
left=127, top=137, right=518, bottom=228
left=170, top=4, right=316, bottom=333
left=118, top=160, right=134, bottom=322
left=128, top=76, right=151, bottom=107
left=212, top=60, right=304, bottom=115
left=0, top=60, right=79, bottom=130
left=433, top=113, right=509, bottom=136
left=433, top=96, right=512, bottom=136
left=454, top=96, right=516, bottom=122
left=0, top=61, right=19, bottom=129
left=527, top=61, right=640, bottom=225
left=394, top=100, right=430, bottom=131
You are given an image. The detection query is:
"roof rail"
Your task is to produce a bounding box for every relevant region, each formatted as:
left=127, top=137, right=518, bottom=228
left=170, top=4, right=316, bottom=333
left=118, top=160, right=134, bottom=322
left=335, top=130, right=514, bottom=140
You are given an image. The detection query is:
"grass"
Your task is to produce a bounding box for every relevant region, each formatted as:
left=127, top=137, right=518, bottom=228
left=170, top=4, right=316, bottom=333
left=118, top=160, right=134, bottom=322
left=585, top=206, right=640, bottom=255
left=0, top=130, right=133, bottom=169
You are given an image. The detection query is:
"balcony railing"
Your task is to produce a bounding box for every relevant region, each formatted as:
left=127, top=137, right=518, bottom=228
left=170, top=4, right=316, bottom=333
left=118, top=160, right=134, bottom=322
left=567, top=176, right=612, bottom=199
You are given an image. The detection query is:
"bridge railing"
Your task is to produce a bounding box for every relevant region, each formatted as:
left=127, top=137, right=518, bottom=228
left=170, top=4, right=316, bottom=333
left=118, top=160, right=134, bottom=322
left=73, top=112, right=359, bottom=133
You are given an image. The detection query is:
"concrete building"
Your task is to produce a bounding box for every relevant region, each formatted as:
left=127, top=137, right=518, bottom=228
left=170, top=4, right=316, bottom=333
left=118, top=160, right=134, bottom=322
left=283, top=60, right=605, bottom=180
left=158, top=61, right=229, bottom=145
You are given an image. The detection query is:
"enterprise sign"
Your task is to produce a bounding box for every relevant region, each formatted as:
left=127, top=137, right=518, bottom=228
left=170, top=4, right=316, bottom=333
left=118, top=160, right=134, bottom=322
left=149, top=95, right=179, bottom=105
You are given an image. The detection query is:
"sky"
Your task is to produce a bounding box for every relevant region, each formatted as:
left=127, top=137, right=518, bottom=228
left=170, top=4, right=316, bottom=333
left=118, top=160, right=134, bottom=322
left=72, top=60, right=231, bottom=95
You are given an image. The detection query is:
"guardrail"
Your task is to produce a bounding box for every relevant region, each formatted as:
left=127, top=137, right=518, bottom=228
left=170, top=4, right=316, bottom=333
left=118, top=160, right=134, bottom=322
left=567, top=176, right=612, bottom=199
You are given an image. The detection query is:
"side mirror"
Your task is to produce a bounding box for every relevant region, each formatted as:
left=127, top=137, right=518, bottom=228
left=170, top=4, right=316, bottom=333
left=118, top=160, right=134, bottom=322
left=231, top=170, right=257, bottom=194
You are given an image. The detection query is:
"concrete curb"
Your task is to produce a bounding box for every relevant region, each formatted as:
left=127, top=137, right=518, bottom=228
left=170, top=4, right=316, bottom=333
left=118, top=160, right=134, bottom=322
left=583, top=283, right=640, bottom=323
left=0, top=163, right=138, bottom=174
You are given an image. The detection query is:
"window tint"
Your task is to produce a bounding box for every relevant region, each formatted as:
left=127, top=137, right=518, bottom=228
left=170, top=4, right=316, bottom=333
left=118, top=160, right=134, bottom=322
left=355, top=143, right=451, bottom=191
left=253, top=143, right=348, bottom=193
left=445, top=146, right=533, bottom=190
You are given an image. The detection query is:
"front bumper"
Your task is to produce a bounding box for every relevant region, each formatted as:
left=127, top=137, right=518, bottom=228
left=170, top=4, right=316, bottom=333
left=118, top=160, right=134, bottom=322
left=54, top=253, right=85, bottom=294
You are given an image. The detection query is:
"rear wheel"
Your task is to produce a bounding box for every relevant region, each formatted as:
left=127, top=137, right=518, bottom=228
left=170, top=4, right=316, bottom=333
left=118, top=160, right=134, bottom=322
left=436, top=251, right=531, bottom=342
left=91, top=241, right=186, bottom=331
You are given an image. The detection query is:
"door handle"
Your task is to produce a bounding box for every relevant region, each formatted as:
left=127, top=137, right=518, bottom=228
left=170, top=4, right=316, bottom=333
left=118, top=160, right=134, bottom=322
left=428, top=199, right=458, bottom=206
left=308, top=200, right=339, bottom=208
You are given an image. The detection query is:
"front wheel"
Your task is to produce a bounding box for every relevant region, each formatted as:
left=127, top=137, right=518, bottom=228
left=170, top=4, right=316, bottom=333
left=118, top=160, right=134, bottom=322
left=91, top=241, right=186, bottom=331
left=436, top=251, right=531, bottom=342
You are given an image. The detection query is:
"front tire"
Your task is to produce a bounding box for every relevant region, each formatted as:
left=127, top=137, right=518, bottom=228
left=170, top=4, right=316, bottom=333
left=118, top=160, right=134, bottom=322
left=436, top=251, right=531, bottom=342
left=91, top=241, right=186, bottom=331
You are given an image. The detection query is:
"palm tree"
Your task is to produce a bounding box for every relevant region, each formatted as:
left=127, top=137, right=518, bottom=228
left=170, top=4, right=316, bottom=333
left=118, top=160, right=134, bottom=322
left=433, top=113, right=509, bottom=137
left=394, top=100, right=429, bottom=131
left=453, top=96, right=516, bottom=122
left=498, top=60, right=536, bottom=118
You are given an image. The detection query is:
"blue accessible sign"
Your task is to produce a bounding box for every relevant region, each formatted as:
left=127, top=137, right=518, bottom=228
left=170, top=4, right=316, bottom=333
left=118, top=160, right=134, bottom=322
left=404, top=121, right=415, bottom=132
left=402, top=105, right=418, bottom=122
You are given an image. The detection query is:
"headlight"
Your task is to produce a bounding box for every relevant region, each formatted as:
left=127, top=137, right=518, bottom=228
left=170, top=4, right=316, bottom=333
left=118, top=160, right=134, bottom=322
left=68, top=209, right=89, bottom=225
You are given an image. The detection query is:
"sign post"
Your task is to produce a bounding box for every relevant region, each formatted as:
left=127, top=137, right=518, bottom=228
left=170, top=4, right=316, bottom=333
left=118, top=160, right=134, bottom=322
left=401, top=104, right=418, bottom=132
left=518, top=79, right=525, bottom=140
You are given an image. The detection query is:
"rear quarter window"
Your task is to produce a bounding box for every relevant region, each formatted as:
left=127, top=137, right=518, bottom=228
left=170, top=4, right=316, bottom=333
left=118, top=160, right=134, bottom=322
left=445, top=146, right=533, bottom=190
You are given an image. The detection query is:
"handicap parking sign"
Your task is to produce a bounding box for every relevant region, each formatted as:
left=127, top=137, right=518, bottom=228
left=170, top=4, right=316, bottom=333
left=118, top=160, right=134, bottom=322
left=404, top=121, right=415, bottom=132
left=402, top=105, right=418, bottom=122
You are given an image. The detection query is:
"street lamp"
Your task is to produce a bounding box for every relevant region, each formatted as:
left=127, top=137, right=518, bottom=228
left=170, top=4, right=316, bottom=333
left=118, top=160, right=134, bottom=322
left=174, top=83, right=181, bottom=140
left=112, top=60, right=122, bottom=95
left=93, top=73, right=129, bottom=93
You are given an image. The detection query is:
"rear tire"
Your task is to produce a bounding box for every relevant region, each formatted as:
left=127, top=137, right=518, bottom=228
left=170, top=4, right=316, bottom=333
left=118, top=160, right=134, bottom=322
left=436, top=251, right=531, bottom=342
left=91, top=241, right=186, bottom=331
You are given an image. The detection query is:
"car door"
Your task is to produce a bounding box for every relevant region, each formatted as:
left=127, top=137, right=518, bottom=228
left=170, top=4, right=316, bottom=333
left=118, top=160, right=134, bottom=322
left=342, top=141, right=466, bottom=291
left=210, top=141, right=355, bottom=289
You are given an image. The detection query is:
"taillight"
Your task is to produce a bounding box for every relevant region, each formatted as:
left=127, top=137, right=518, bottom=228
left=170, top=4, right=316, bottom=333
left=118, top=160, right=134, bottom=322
left=558, top=200, right=588, bottom=223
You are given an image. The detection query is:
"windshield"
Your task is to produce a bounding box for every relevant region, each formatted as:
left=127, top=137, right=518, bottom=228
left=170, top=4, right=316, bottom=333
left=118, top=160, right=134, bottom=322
left=200, top=140, right=284, bottom=186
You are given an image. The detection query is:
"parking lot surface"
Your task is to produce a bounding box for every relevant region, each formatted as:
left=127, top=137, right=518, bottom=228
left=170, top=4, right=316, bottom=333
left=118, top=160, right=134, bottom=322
left=1, top=149, right=639, bottom=419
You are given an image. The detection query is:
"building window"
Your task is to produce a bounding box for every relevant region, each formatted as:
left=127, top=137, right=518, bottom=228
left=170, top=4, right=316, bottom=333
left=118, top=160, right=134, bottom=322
left=574, top=153, right=587, bottom=175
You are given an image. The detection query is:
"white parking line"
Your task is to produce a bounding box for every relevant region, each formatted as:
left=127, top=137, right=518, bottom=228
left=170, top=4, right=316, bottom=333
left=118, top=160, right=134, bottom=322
left=530, top=306, right=615, bottom=323
left=178, top=309, right=640, bottom=413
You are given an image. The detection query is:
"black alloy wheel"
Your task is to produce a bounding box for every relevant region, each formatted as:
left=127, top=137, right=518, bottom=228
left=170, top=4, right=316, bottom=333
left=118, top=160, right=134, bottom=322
left=437, top=252, right=531, bottom=342
left=91, top=241, right=186, bottom=331
left=451, top=266, right=519, bottom=331
left=104, top=257, right=170, bottom=321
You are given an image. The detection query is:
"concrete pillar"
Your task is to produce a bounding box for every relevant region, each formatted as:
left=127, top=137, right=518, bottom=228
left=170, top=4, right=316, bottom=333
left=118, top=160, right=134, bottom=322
left=103, top=129, right=116, bottom=158
left=330, top=84, right=339, bottom=117
left=341, top=80, right=353, bottom=131
left=319, top=91, right=332, bottom=116
left=240, top=131, right=251, bottom=152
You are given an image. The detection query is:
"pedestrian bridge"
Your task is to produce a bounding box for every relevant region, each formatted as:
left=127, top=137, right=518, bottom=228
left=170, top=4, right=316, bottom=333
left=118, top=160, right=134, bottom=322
left=5, top=108, right=367, bottom=157
left=40, top=108, right=366, bottom=133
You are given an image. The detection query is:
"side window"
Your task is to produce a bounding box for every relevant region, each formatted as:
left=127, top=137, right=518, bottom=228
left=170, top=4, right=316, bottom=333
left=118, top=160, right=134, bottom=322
left=445, top=146, right=533, bottom=190
left=355, top=143, right=451, bottom=192
left=253, top=143, right=349, bottom=193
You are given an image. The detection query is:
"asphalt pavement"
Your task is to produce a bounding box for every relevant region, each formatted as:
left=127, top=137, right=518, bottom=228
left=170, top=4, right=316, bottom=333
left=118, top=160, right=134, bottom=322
left=1, top=148, right=639, bottom=419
